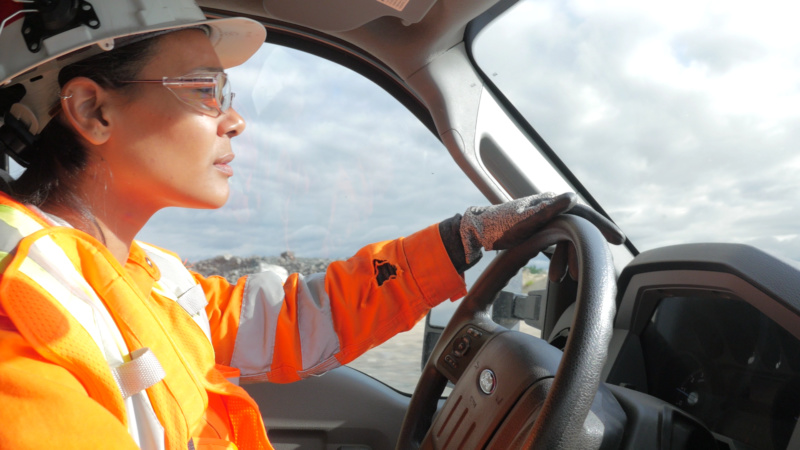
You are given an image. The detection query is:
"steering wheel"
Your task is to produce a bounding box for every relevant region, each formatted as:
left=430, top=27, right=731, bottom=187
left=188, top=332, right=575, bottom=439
left=397, top=215, right=617, bottom=449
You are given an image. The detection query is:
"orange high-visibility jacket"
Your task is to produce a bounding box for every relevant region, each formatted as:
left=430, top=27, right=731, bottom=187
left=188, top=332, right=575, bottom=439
left=0, top=193, right=467, bottom=449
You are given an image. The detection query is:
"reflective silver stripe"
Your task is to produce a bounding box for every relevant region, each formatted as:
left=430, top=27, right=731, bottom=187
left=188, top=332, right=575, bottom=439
left=0, top=217, right=23, bottom=252
left=232, top=271, right=341, bottom=379
left=297, top=356, right=342, bottom=378
left=111, top=348, right=166, bottom=399
left=177, top=284, right=208, bottom=316
left=231, top=270, right=284, bottom=376
left=0, top=205, right=46, bottom=236
left=297, top=273, right=340, bottom=375
left=0, top=205, right=43, bottom=252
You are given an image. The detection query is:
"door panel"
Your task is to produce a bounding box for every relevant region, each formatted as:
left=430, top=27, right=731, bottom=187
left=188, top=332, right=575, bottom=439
left=246, top=367, right=411, bottom=450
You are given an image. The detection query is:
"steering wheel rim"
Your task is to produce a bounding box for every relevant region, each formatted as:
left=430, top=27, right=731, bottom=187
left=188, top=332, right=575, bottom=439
left=397, top=215, right=617, bottom=449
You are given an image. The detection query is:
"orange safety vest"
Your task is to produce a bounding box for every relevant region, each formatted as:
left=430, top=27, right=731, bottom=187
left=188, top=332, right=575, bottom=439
left=0, top=193, right=466, bottom=449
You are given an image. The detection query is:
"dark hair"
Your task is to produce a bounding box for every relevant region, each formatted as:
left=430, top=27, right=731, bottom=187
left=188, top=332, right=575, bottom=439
left=10, top=37, right=161, bottom=230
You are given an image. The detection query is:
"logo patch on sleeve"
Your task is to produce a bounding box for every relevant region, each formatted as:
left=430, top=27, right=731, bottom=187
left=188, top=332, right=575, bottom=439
left=373, top=259, right=398, bottom=286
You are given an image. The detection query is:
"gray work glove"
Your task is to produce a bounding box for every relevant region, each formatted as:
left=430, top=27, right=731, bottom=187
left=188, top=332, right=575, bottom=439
left=439, top=192, right=625, bottom=273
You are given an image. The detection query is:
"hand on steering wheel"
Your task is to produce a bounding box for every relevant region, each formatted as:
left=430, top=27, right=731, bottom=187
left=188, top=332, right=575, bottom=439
left=439, top=192, right=625, bottom=274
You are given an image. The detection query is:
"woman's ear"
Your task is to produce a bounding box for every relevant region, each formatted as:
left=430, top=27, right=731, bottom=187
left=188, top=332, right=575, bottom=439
left=59, top=77, right=113, bottom=145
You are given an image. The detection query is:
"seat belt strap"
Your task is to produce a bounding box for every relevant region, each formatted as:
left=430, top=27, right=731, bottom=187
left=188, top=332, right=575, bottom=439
left=111, top=347, right=166, bottom=399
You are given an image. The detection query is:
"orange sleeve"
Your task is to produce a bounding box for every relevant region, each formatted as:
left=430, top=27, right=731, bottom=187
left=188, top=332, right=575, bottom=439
left=321, top=223, right=466, bottom=365
left=198, top=223, right=466, bottom=382
left=0, top=323, right=138, bottom=449
left=196, top=273, right=247, bottom=366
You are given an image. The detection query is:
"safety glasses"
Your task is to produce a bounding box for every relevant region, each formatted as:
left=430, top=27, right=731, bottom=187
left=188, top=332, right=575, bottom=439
left=119, top=71, right=233, bottom=117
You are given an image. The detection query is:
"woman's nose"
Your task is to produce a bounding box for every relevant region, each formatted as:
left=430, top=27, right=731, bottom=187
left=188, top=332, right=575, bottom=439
left=220, top=107, right=246, bottom=138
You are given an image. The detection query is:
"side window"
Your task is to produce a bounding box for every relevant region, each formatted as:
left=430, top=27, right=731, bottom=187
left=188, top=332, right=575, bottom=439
left=139, top=43, right=487, bottom=393
left=427, top=254, right=549, bottom=341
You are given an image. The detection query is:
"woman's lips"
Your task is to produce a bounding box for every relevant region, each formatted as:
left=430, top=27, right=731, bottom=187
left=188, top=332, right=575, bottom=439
left=214, top=154, right=235, bottom=177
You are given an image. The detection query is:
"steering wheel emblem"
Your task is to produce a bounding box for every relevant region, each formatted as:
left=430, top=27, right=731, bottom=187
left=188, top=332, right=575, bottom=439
left=479, top=369, right=497, bottom=395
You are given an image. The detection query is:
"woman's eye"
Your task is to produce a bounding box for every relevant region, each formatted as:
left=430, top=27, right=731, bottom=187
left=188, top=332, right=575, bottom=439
left=194, top=87, right=214, bottom=97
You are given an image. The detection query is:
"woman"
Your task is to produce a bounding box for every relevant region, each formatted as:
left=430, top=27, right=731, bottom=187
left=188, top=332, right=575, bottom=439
left=0, top=1, right=622, bottom=449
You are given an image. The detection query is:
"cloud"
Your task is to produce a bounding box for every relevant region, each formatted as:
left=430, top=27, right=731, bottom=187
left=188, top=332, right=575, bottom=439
left=672, top=30, right=766, bottom=74
left=474, top=0, right=800, bottom=263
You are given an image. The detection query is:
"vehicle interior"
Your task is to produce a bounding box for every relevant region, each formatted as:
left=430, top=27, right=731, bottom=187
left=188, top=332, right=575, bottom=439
left=5, top=0, right=800, bottom=448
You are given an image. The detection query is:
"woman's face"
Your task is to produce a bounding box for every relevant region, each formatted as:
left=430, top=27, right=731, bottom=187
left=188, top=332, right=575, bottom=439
left=98, top=29, right=246, bottom=214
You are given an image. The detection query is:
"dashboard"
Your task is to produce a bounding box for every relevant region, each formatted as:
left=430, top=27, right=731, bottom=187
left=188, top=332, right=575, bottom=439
left=601, top=243, right=800, bottom=449
left=641, top=296, right=800, bottom=448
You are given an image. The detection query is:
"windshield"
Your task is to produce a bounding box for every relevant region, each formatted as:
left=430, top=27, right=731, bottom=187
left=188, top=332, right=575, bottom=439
left=473, top=0, right=800, bottom=263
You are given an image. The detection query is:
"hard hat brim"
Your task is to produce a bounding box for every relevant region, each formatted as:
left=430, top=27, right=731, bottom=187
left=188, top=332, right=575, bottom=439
left=1, top=16, right=266, bottom=87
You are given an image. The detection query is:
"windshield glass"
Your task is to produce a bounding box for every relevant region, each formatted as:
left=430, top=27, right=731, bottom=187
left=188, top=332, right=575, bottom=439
left=473, top=0, right=800, bottom=263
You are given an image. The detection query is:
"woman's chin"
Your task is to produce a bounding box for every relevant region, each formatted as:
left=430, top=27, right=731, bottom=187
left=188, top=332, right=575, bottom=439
left=178, top=188, right=230, bottom=210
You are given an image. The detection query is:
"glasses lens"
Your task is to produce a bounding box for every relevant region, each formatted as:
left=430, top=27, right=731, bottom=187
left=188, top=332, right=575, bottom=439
left=218, top=74, right=232, bottom=112
left=163, top=72, right=231, bottom=117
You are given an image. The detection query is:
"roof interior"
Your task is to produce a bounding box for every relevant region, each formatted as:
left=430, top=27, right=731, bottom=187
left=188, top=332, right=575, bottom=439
left=197, top=0, right=502, bottom=80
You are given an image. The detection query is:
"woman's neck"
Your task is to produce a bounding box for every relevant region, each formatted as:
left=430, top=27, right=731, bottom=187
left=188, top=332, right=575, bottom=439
left=43, top=196, right=154, bottom=266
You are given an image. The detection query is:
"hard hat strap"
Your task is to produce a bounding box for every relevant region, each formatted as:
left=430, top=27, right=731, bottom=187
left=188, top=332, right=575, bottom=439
left=0, top=113, right=35, bottom=168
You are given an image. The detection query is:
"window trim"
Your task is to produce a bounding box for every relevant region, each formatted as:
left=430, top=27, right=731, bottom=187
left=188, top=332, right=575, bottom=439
left=463, top=2, right=639, bottom=256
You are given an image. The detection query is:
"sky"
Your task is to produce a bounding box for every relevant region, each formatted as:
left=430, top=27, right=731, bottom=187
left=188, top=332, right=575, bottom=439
left=473, top=0, right=800, bottom=264
left=135, top=0, right=800, bottom=266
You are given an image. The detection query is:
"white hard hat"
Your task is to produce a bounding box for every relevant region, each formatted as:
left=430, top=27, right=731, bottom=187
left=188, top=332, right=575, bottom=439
left=0, top=0, right=265, bottom=164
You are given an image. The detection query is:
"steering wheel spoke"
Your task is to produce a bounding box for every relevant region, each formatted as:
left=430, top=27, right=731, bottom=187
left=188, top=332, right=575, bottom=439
left=426, top=330, right=564, bottom=448
left=433, top=324, right=495, bottom=384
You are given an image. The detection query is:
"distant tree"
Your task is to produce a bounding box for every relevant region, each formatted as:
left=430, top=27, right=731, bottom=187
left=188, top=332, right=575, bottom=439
left=526, top=266, right=545, bottom=275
